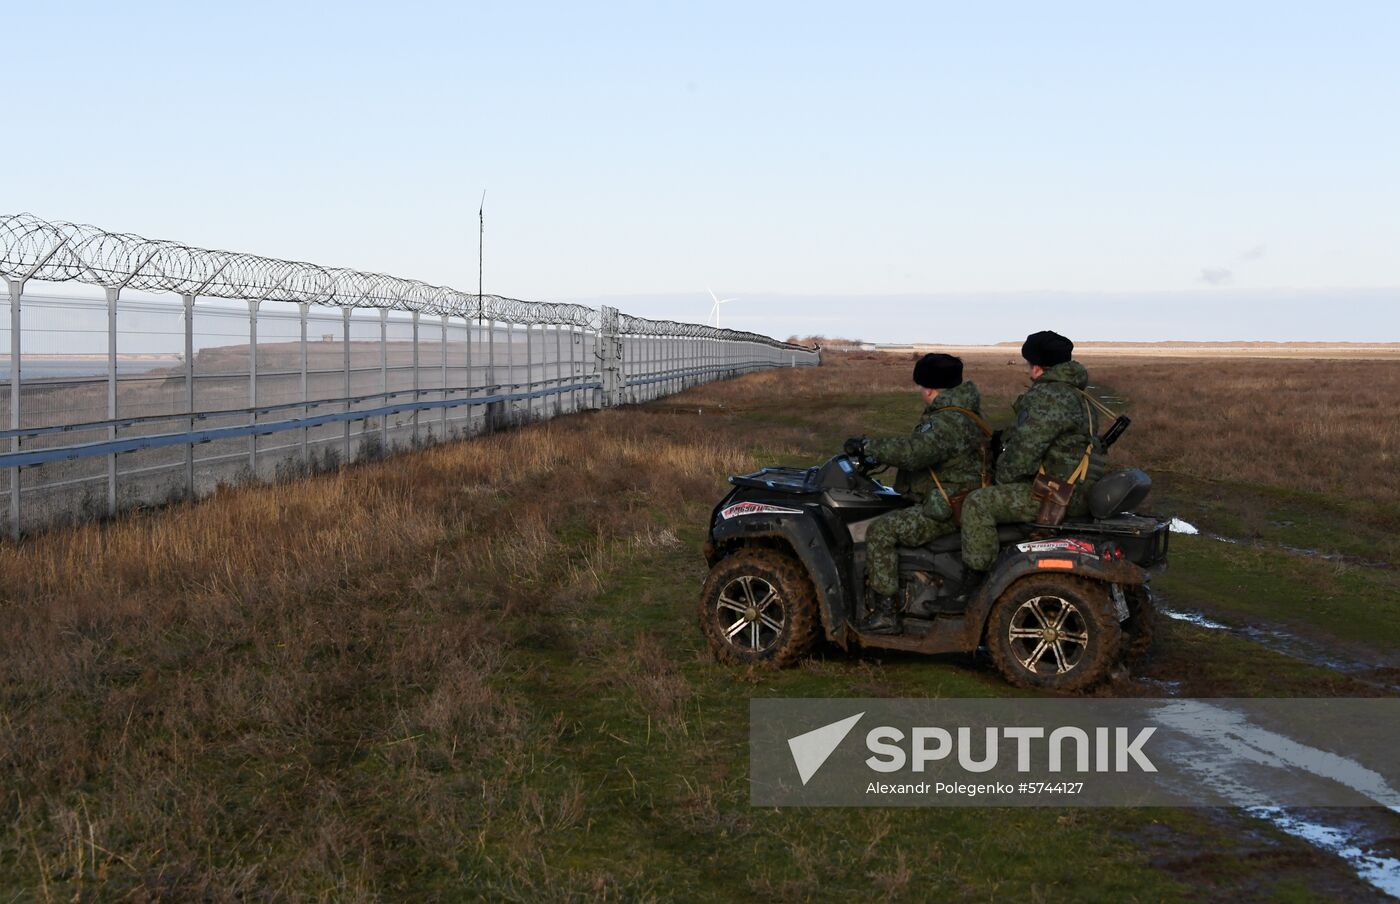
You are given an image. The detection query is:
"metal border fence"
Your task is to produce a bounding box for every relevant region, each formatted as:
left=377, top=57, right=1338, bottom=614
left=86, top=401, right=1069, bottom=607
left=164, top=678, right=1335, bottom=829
left=1, top=214, right=820, bottom=537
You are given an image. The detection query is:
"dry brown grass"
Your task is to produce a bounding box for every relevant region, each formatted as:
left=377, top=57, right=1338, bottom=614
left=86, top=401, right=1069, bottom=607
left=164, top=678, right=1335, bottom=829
left=1081, top=355, right=1400, bottom=502
left=0, top=401, right=804, bottom=900
left=866, top=349, right=1400, bottom=504
left=2, top=351, right=1393, bottom=899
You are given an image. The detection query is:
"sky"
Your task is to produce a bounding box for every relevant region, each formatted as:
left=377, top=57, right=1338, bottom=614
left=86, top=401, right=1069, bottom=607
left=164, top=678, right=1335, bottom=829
left=2, top=1, right=1397, bottom=342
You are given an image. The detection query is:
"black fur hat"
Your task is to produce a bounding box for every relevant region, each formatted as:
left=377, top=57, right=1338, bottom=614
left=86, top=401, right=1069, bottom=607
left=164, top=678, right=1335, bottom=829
left=1021, top=330, right=1074, bottom=367
left=913, top=353, right=963, bottom=389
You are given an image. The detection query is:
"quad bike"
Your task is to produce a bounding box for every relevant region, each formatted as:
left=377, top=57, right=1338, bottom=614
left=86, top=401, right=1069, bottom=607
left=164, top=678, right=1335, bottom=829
left=698, top=454, right=1168, bottom=692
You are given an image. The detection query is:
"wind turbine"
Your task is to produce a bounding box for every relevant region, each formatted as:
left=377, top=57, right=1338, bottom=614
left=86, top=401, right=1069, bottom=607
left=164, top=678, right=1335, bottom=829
left=708, top=287, right=740, bottom=327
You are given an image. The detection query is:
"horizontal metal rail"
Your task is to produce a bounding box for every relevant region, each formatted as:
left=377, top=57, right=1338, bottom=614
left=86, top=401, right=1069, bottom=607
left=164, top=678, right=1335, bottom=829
left=0, top=361, right=772, bottom=445
left=0, top=374, right=598, bottom=441
left=623, top=361, right=784, bottom=388
left=0, top=381, right=602, bottom=470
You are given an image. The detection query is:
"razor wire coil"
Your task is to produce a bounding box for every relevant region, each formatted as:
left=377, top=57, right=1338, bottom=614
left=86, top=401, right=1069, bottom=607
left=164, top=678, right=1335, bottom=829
left=0, top=213, right=594, bottom=327
left=0, top=213, right=813, bottom=350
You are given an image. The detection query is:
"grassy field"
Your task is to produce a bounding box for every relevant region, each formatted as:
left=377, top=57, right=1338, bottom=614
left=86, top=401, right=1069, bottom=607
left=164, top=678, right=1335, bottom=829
left=1, top=351, right=1396, bottom=901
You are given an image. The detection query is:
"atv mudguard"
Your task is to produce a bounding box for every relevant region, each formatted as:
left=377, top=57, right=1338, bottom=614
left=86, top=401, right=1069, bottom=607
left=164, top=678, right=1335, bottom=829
left=960, top=547, right=1148, bottom=649
left=706, top=505, right=855, bottom=644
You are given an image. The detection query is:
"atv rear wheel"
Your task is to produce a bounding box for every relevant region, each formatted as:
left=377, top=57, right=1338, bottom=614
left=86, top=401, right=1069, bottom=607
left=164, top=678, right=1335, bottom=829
left=987, top=575, right=1123, bottom=693
left=699, top=548, right=820, bottom=668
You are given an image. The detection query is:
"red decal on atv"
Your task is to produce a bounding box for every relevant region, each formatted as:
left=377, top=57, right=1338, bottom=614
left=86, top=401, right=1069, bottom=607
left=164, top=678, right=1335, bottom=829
left=1016, top=538, right=1096, bottom=555
left=720, top=502, right=803, bottom=520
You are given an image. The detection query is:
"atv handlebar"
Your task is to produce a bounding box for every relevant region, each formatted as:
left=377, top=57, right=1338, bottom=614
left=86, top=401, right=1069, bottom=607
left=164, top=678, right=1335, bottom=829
left=843, top=452, right=883, bottom=476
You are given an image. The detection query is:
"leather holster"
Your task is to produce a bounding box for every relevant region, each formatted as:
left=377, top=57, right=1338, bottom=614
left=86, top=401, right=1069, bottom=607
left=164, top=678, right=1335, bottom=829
left=1030, top=473, right=1074, bottom=526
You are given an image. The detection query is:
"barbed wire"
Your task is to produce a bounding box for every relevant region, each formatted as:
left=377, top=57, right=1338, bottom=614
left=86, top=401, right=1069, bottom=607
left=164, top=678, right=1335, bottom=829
left=616, top=313, right=799, bottom=347
left=0, top=213, right=815, bottom=349
left=481, top=295, right=597, bottom=329
left=0, top=213, right=596, bottom=326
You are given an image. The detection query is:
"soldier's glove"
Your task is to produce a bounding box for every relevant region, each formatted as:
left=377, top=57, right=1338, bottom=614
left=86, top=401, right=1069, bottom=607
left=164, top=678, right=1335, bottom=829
left=844, top=436, right=869, bottom=460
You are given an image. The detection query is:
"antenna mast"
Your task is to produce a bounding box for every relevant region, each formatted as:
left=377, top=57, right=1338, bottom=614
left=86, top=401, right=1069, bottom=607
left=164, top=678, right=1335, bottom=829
left=477, top=190, right=486, bottom=325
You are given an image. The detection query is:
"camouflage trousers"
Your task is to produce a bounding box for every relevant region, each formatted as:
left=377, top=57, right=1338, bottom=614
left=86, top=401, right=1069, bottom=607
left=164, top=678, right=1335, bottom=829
left=866, top=507, right=958, bottom=598
left=960, top=482, right=1090, bottom=571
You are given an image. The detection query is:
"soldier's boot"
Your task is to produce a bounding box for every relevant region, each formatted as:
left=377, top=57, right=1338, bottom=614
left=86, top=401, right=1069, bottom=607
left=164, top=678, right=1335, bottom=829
left=948, top=568, right=987, bottom=605
left=860, top=593, right=901, bottom=635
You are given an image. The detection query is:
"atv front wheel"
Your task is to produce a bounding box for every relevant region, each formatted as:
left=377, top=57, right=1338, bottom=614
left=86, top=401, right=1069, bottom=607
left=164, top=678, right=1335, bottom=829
left=699, top=548, right=820, bottom=668
left=986, top=575, right=1123, bottom=693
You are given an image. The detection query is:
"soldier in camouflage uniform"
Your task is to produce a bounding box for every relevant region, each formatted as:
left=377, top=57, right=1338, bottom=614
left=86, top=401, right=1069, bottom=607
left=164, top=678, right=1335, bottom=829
left=960, top=331, right=1105, bottom=573
left=846, top=354, right=989, bottom=634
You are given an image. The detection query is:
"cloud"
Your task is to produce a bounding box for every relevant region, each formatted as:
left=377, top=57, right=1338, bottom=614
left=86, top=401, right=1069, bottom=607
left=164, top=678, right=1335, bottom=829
left=1198, top=244, right=1265, bottom=286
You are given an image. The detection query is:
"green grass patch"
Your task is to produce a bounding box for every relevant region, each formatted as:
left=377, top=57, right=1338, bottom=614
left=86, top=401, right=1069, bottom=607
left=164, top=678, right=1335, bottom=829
left=1157, top=536, right=1400, bottom=658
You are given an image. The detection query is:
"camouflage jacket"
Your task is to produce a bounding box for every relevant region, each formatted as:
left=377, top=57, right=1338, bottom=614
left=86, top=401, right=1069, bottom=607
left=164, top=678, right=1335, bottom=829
left=867, top=381, right=989, bottom=512
left=996, top=360, right=1106, bottom=487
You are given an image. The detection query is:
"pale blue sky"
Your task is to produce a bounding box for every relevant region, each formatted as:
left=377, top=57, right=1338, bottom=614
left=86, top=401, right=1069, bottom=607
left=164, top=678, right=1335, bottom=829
left=3, top=1, right=1396, bottom=341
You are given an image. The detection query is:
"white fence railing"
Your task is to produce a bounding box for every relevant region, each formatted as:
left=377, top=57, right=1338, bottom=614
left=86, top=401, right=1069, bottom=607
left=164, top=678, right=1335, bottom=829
left=0, top=214, right=819, bottom=537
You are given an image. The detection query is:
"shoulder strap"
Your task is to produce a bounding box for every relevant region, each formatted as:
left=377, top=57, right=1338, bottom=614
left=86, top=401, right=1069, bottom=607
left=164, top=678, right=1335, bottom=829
left=931, top=406, right=993, bottom=489
left=1038, top=442, right=1096, bottom=487
left=939, top=406, right=994, bottom=437
left=1073, top=387, right=1119, bottom=420
left=929, top=467, right=952, bottom=509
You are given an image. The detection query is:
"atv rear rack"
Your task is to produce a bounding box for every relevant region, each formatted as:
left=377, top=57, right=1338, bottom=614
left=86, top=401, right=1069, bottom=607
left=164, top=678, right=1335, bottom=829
left=1042, top=514, right=1171, bottom=568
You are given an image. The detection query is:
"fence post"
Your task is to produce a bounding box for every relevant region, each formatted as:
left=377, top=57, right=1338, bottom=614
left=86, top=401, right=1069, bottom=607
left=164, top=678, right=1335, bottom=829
left=440, top=314, right=449, bottom=440
left=378, top=308, right=388, bottom=451
left=508, top=320, right=519, bottom=422
left=553, top=324, right=562, bottom=416
left=342, top=307, right=352, bottom=462
left=569, top=326, right=579, bottom=412
left=411, top=310, right=420, bottom=445
left=464, top=315, right=474, bottom=435
left=248, top=299, right=260, bottom=476
left=7, top=277, right=21, bottom=539
left=105, top=287, right=119, bottom=516
left=486, top=316, right=503, bottom=432
left=181, top=293, right=195, bottom=498
left=524, top=321, right=533, bottom=421
left=299, top=303, right=309, bottom=467
left=598, top=306, right=622, bottom=408
left=571, top=326, right=578, bottom=412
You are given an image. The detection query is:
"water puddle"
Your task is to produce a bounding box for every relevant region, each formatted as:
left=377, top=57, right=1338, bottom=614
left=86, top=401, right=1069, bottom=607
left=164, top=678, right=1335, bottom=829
left=1155, top=536, right=1400, bottom=894
left=1249, top=807, right=1400, bottom=899
left=1160, top=607, right=1230, bottom=632
left=1137, top=677, right=1184, bottom=695
left=1150, top=700, right=1400, bottom=899
left=1159, top=606, right=1399, bottom=690
left=1168, top=519, right=1392, bottom=569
